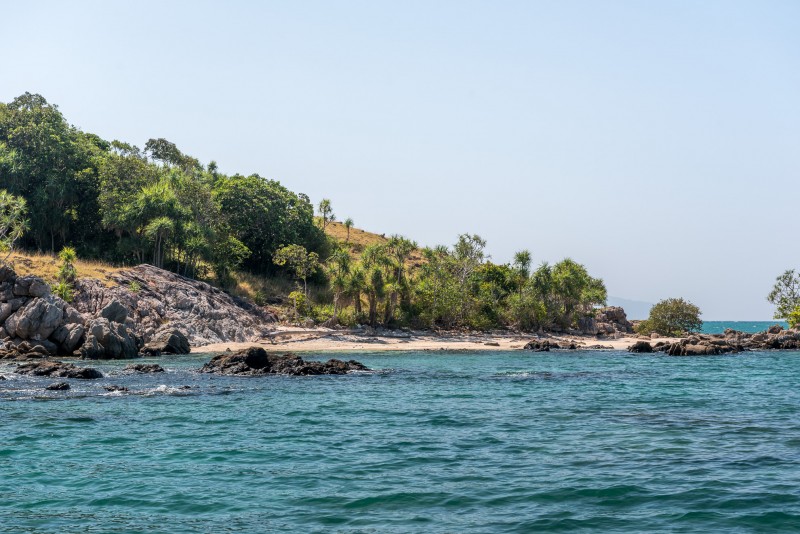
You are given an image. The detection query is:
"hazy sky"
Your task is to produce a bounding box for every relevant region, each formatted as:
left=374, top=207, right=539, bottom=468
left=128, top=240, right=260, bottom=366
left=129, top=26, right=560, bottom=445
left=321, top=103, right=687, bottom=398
left=3, top=1, right=798, bottom=319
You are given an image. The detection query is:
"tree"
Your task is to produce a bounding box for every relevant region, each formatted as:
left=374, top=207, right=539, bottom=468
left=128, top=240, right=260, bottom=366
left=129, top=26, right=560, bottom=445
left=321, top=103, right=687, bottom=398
left=344, top=217, right=353, bottom=242
left=0, top=190, right=28, bottom=263
left=636, top=298, right=702, bottom=337
left=513, top=249, right=532, bottom=296
left=318, top=198, right=335, bottom=230
left=272, top=244, right=320, bottom=297
left=788, top=306, right=800, bottom=329
left=768, top=270, right=800, bottom=322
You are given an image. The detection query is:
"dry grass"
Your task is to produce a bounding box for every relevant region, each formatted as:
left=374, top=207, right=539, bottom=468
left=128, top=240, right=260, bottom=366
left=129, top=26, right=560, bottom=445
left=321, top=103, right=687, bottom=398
left=6, top=251, right=123, bottom=287
left=324, top=221, right=425, bottom=269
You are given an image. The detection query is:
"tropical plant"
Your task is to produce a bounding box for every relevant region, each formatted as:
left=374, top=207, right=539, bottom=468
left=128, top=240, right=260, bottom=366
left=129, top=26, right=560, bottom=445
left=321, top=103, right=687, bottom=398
left=0, top=190, right=28, bottom=263
left=636, top=298, right=702, bottom=336
left=768, top=270, right=800, bottom=322
left=344, top=217, right=353, bottom=242
left=272, top=244, right=320, bottom=297
left=318, top=198, right=335, bottom=230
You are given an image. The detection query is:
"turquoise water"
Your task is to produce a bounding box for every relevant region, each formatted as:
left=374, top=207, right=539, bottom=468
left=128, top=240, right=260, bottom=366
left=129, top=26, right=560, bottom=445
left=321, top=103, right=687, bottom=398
left=3, top=350, right=800, bottom=533
left=702, top=321, right=788, bottom=334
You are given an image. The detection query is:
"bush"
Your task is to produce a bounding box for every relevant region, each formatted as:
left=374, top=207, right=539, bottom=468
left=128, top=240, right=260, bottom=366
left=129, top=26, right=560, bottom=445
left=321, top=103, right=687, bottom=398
left=635, top=297, right=702, bottom=337
left=788, top=306, right=800, bottom=329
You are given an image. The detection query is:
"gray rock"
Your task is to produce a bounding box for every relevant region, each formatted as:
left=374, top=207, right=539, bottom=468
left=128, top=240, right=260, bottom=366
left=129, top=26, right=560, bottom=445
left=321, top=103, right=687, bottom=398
left=5, top=297, right=64, bottom=340
left=46, top=382, right=70, bottom=391
left=79, top=318, right=138, bottom=359
left=143, top=329, right=190, bottom=355
left=13, top=276, right=50, bottom=298
left=199, top=348, right=368, bottom=376
left=16, top=360, right=102, bottom=379
left=99, top=300, right=128, bottom=324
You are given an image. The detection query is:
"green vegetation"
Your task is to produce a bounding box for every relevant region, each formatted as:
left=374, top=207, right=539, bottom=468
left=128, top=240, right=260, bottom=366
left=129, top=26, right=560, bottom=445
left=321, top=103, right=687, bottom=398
left=0, top=92, right=611, bottom=332
left=768, top=270, right=800, bottom=324
left=636, top=298, right=702, bottom=337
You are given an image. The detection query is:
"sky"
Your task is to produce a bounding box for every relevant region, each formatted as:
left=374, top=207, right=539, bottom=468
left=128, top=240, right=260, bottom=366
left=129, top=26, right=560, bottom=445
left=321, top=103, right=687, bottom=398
left=3, top=0, right=799, bottom=320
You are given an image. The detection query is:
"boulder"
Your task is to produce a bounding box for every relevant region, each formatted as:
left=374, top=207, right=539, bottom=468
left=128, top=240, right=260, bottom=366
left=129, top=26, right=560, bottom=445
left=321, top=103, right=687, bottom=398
left=99, top=300, right=128, bottom=324
left=523, top=340, right=551, bottom=352
left=79, top=318, right=139, bottom=359
left=199, top=347, right=369, bottom=376
left=12, top=276, right=50, bottom=298
left=124, top=363, right=165, bottom=373
left=16, top=360, right=102, bottom=379
left=45, top=382, right=70, bottom=391
left=5, top=297, right=64, bottom=341
left=142, top=329, right=190, bottom=355
left=627, top=341, right=653, bottom=353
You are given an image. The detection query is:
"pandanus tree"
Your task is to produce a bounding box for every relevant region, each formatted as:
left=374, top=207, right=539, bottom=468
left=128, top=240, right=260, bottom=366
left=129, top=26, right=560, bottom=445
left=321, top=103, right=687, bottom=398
left=0, top=190, right=29, bottom=264
left=344, top=217, right=353, bottom=242
left=362, top=243, right=390, bottom=326
left=325, top=247, right=351, bottom=323
left=318, top=198, right=335, bottom=230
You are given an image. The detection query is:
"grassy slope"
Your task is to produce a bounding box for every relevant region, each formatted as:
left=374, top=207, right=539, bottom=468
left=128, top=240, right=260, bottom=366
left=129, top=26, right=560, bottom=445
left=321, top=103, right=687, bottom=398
left=7, top=251, right=122, bottom=287
left=324, top=221, right=425, bottom=269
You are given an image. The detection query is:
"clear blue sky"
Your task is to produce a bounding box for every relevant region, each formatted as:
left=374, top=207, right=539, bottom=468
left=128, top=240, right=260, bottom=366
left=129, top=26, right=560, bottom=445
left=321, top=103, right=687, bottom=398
left=3, top=1, right=799, bottom=319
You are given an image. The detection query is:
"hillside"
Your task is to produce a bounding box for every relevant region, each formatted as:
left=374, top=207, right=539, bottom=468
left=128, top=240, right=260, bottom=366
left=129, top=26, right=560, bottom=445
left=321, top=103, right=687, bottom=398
left=324, top=221, right=425, bottom=269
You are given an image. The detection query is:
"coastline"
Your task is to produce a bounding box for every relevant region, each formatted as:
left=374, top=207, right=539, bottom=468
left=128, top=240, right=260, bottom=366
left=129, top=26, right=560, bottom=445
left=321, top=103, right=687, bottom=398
left=192, top=326, right=678, bottom=354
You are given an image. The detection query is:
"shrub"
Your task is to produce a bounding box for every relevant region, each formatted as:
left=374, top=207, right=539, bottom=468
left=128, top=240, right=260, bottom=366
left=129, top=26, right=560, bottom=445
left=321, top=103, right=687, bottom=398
left=635, top=297, right=702, bottom=337
left=788, top=306, right=800, bottom=329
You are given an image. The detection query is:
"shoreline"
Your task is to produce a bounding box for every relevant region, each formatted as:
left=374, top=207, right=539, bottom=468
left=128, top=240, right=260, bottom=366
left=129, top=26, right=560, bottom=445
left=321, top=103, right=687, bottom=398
left=192, top=326, right=678, bottom=354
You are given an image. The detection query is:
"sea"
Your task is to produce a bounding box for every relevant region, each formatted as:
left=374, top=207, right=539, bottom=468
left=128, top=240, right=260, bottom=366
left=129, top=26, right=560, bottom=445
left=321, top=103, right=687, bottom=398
left=701, top=321, right=788, bottom=334
left=2, top=346, right=800, bottom=533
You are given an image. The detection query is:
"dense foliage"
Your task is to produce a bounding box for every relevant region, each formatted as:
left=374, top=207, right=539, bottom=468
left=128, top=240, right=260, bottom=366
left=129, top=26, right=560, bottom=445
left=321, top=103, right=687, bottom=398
left=0, top=93, right=325, bottom=282
left=768, top=270, right=800, bottom=324
left=0, top=92, right=611, bottom=332
left=636, top=298, right=703, bottom=337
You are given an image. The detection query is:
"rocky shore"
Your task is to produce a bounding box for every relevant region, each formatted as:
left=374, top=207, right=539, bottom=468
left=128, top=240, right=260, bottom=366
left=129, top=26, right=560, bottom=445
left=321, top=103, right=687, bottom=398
left=627, top=325, right=800, bottom=355
left=199, top=347, right=369, bottom=376
left=0, top=264, right=275, bottom=361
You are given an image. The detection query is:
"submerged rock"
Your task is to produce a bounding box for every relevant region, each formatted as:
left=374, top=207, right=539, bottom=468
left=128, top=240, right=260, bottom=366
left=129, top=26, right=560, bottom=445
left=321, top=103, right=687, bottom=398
left=45, top=382, right=70, bottom=391
left=15, top=360, right=103, bottom=379
left=199, top=347, right=369, bottom=376
left=124, top=363, right=165, bottom=373
left=103, top=385, right=129, bottom=392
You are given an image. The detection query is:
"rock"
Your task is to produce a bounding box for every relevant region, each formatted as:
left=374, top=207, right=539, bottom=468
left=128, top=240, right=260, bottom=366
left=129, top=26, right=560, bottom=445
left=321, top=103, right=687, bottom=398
left=5, top=297, right=64, bottom=341
left=199, top=347, right=369, bottom=376
left=45, top=382, right=70, bottom=391
left=124, top=363, right=165, bottom=373
left=99, top=300, right=128, bottom=324
left=72, top=265, right=276, bottom=347
left=594, top=307, right=634, bottom=334
left=578, top=316, right=598, bottom=335
left=15, top=360, right=102, bottom=379
left=523, top=340, right=550, bottom=352
left=103, top=385, right=129, bottom=392
left=768, top=324, right=784, bottom=335
left=142, top=329, right=189, bottom=355
left=12, top=276, right=50, bottom=298
left=0, top=375, right=5, bottom=380
left=0, top=264, right=16, bottom=283
left=628, top=341, right=654, bottom=353
left=79, top=318, right=139, bottom=359
left=484, top=341, right=500, bottom=347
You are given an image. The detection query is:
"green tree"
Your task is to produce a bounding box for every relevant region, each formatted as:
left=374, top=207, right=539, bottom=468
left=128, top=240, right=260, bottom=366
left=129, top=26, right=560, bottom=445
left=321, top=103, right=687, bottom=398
left=318, top=198, right=335, bottom=230
left=273, top=244, right=320, bottom=297
left=344, top=217, right=353, bottom=242
left=0, top=190, right=29, bottom=264
left=636, top=298, right=702, bottom=336
left=767, top=270, right=800, bottom=322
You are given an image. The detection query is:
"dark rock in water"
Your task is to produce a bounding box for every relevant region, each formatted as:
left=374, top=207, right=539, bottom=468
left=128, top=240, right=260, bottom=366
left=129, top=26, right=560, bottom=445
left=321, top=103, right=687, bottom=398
left=16, top=360, right=102, bottom=379
left=142, top=329, right=189, bottom=355
left=0, top=375, right=6, bottom=380
left=45, top=382, right=70, bottom=391
left=124, top=363, right=165, bottom=373
left=768, top=324, right=784, bottom=335
left=628, top=341, right=654, bottom=353
left=103, top=385, right=129, bottom=392
left=523, top=340, right=550, bottom=352
left=199, top=347, right=369, bottom=376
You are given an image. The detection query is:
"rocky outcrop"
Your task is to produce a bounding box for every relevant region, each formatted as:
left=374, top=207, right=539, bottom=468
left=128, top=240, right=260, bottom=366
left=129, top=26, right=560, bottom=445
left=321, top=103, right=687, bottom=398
left=124, top=363, right=165, bottom=373
left=45, top=382, right=70, bottom=391
left=627, top=341, right=654, bottom=353
left=655, top=327, right=800, bottom=356
left=594, top=307, right=634, bottom=335
left=80, top=317, right=139, bottom=359
left=15, top=360, right=102, bottom=379
left=523, top=340, right=551, bottom=351
left=73, top=265, right=275, bottom=346
left=142, top=329, right=189, bottom=356
left=199, top=347, right=369, bottom=376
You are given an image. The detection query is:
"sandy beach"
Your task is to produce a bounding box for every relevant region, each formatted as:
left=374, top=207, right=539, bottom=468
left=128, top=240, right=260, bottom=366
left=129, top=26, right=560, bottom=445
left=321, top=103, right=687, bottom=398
left=193, top=326, right=676, bottom=354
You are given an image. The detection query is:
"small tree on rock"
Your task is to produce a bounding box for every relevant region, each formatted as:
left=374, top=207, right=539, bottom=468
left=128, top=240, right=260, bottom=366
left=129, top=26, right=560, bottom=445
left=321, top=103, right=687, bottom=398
left=636, top=297, right=702, bottom=337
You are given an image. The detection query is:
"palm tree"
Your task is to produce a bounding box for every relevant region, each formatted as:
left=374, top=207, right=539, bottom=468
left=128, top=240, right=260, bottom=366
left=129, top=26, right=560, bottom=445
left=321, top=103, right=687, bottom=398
left=513, top=250, right=532, bottom=296
left=344, top=217, right=353, bottom=242
left=347, top=266, right=367, bottom=318
left=318, top=199, right=335, bottom=230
